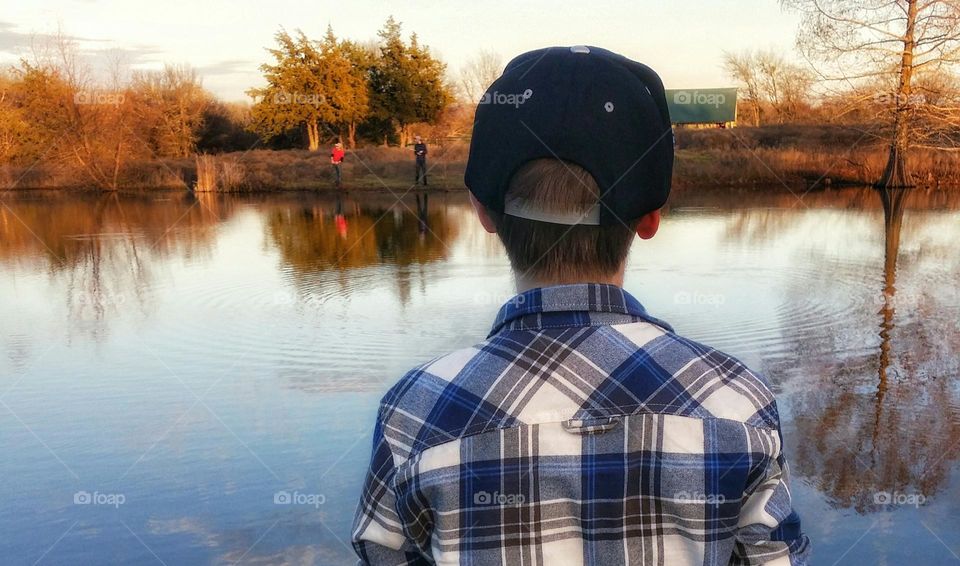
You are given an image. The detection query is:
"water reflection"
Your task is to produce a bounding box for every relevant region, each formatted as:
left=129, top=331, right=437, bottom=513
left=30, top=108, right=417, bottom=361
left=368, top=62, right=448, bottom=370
left=0, top=192, right=227, bottom=265
left=262, top=192, right=459, bottom=304
left=1, top=188, right=959, bottom=563
left=877, top=186, right=908, bottom=387
left=788, top=186, right=960, bottom=513
left=1, top=193, right=227, bottom=343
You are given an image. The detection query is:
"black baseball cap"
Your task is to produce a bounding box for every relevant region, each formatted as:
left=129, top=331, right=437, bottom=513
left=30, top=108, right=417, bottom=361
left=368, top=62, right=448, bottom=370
left=464, top=45, right=674, bottom=226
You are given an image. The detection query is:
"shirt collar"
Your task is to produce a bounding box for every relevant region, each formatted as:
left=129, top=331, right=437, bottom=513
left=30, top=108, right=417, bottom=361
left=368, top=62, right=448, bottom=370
left=488, top=283, right=674, bottom=337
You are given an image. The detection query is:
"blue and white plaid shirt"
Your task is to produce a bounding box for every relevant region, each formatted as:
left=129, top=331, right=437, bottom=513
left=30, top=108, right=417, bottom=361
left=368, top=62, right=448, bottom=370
left=352, top=284, right=810, bottom=565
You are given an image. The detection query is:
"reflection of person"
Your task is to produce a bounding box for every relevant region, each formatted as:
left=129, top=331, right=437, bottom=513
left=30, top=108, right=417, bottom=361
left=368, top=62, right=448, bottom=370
left=334, top=194, right=347, bottom=239
left=330, top=142, right=345, bottom=188
left=415, top=193, right=428, bottom=236
left=352, top=46, right=810, bottom=565
left=413, top=135, right=427, bottom=186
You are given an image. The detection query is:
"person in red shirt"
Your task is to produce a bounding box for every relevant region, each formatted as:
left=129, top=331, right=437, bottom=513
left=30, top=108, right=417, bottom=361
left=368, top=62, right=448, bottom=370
left=331, top=142, right=345, bottom=188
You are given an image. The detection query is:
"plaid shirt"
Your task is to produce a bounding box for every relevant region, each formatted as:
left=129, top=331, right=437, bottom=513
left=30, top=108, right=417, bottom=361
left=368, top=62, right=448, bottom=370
left=352, top=284, right=810, bottom=565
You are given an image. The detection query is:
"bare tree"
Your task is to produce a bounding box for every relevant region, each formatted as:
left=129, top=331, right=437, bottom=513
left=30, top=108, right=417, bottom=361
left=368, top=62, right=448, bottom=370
left=723, top=49, right=813, bottom=125
left=782, top=0, right=960, bottom=187
left=459, top=50, right=503, bottom=103
left=723, top=51, right=764, bottom=126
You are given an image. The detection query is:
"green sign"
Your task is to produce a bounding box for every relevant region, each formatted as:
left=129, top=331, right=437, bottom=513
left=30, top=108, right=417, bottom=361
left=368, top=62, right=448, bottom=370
left=665, top=88, right=738, bottom=124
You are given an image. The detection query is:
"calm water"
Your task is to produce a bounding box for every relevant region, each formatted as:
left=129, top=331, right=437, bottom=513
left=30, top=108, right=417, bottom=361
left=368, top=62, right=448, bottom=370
left=1, top=187, right=959, bottom=565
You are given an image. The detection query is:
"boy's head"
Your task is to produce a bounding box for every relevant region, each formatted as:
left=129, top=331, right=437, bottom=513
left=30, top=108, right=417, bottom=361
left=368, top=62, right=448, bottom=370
left=472, top=159, right=660, bottom=283
left=465, top=46, right=673, bottom=285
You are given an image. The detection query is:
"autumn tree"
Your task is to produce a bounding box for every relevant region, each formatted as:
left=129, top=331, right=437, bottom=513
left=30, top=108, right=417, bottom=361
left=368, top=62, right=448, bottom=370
left=340, top=40, right=381, bottom=148
left=319, top=28, right=370, bottom=148
left=0, top=66, right=63, bottom=165
left=248, top=30, right=325, bottom=151
left=9, top=36, right=143, bottom=190
left=782, top=0, right=960, bottom=187
left=368, top=17, right=451, bottom=146
left=0, top=71, right=33, bottom=164
left=248, top=28, right=370, bottom=151
left=131, top=65, right=208, bottom=157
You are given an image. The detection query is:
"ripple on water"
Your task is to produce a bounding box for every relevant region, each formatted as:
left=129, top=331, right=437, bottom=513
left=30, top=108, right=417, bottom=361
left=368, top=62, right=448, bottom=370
left=664, top=251, right=886, bottom=362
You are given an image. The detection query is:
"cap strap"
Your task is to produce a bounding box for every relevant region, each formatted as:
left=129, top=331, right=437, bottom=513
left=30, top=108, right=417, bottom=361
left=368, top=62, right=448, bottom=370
left=503, top=198, right=601, bottom=225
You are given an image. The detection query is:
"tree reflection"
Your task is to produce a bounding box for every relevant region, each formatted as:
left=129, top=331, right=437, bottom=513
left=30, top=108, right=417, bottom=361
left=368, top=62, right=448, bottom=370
left=0, top=192, right=226, bottom=341
left=789, top=186, right=960, bottom=513
left=263, top=192, right=459, bottom=303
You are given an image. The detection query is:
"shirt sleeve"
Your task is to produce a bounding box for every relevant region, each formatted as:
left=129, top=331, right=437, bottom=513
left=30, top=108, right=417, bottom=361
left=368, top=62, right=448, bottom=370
left=351, top=412, right=431, bottom=565
left=730, top=428, right=811, bottom=566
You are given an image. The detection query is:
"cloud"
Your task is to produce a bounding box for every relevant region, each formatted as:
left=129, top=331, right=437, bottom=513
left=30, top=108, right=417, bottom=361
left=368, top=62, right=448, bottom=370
left=0, top=21, right=100, bottom=53
left=0, top=21, right=161, bottom=66
left=193, top=59, right=256, bottom=77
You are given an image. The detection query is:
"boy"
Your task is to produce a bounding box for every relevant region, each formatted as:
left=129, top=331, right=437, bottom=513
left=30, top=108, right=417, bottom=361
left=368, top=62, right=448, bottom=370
left=352, top=46, right=810, bottom=565
left=331, top=142, right=345, bottom=188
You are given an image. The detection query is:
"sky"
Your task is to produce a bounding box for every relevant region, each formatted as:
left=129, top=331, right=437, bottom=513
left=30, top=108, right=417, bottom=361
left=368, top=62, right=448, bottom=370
left=3, top=0, right=803, bottom=102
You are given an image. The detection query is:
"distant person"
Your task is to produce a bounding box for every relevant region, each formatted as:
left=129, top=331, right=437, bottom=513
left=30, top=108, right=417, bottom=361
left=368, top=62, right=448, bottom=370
left=352, top=46, right=810, bottom=565
left=413, top=135, right=427, bottom=186
left=331, top=142, right=345, bottom=188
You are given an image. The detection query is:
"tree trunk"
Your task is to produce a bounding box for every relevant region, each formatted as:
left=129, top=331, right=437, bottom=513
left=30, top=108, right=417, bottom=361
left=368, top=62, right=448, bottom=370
left=878, top=0, right=917, bottom=188
left=347, top=122, right=357, bottom=149
left=307, top=120, right=320, bottom=152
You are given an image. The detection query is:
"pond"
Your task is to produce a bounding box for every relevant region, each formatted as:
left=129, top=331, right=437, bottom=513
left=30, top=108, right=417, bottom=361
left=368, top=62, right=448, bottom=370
left=1, top=187, right=959, bottom=564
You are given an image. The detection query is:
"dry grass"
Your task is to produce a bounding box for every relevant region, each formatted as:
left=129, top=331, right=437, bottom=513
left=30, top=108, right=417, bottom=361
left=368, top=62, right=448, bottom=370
left=673, top=125, right=960, bottom=189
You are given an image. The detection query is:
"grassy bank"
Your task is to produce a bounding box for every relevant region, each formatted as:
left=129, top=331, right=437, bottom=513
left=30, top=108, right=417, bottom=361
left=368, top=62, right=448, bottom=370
left=4, top=125, right=960, bottom=191
left=673, top=125, right=960, bottom=189
left=0, top=144, right=471, bottom=192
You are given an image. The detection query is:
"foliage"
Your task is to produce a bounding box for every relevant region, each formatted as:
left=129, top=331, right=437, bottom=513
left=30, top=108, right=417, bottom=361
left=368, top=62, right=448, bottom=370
left=248, top=27, right=372, bottom=150
left=130, top=65, right=208, bottom=158
left=367, top=17, right=452, bottom=147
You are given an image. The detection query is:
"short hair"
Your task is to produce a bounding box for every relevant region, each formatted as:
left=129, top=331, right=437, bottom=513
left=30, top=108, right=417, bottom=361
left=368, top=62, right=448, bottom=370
left=488, top=159, right=636, bottom=281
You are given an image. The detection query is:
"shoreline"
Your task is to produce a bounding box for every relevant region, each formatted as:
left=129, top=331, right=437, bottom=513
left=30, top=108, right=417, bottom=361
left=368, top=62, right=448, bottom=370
left=6, top=125, right=960, bottom=192
left=5, top=182, right=960, bottom=196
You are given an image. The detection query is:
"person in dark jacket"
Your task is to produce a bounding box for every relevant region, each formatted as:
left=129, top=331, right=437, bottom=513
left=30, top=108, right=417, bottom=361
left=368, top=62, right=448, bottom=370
left=413, top=136, right=428, bottom=186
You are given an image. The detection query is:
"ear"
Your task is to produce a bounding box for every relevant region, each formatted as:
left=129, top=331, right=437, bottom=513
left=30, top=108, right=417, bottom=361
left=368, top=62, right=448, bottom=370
left=635, top=209, right=660, bottom=240
left=469, top=193, right=498, bottom=234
